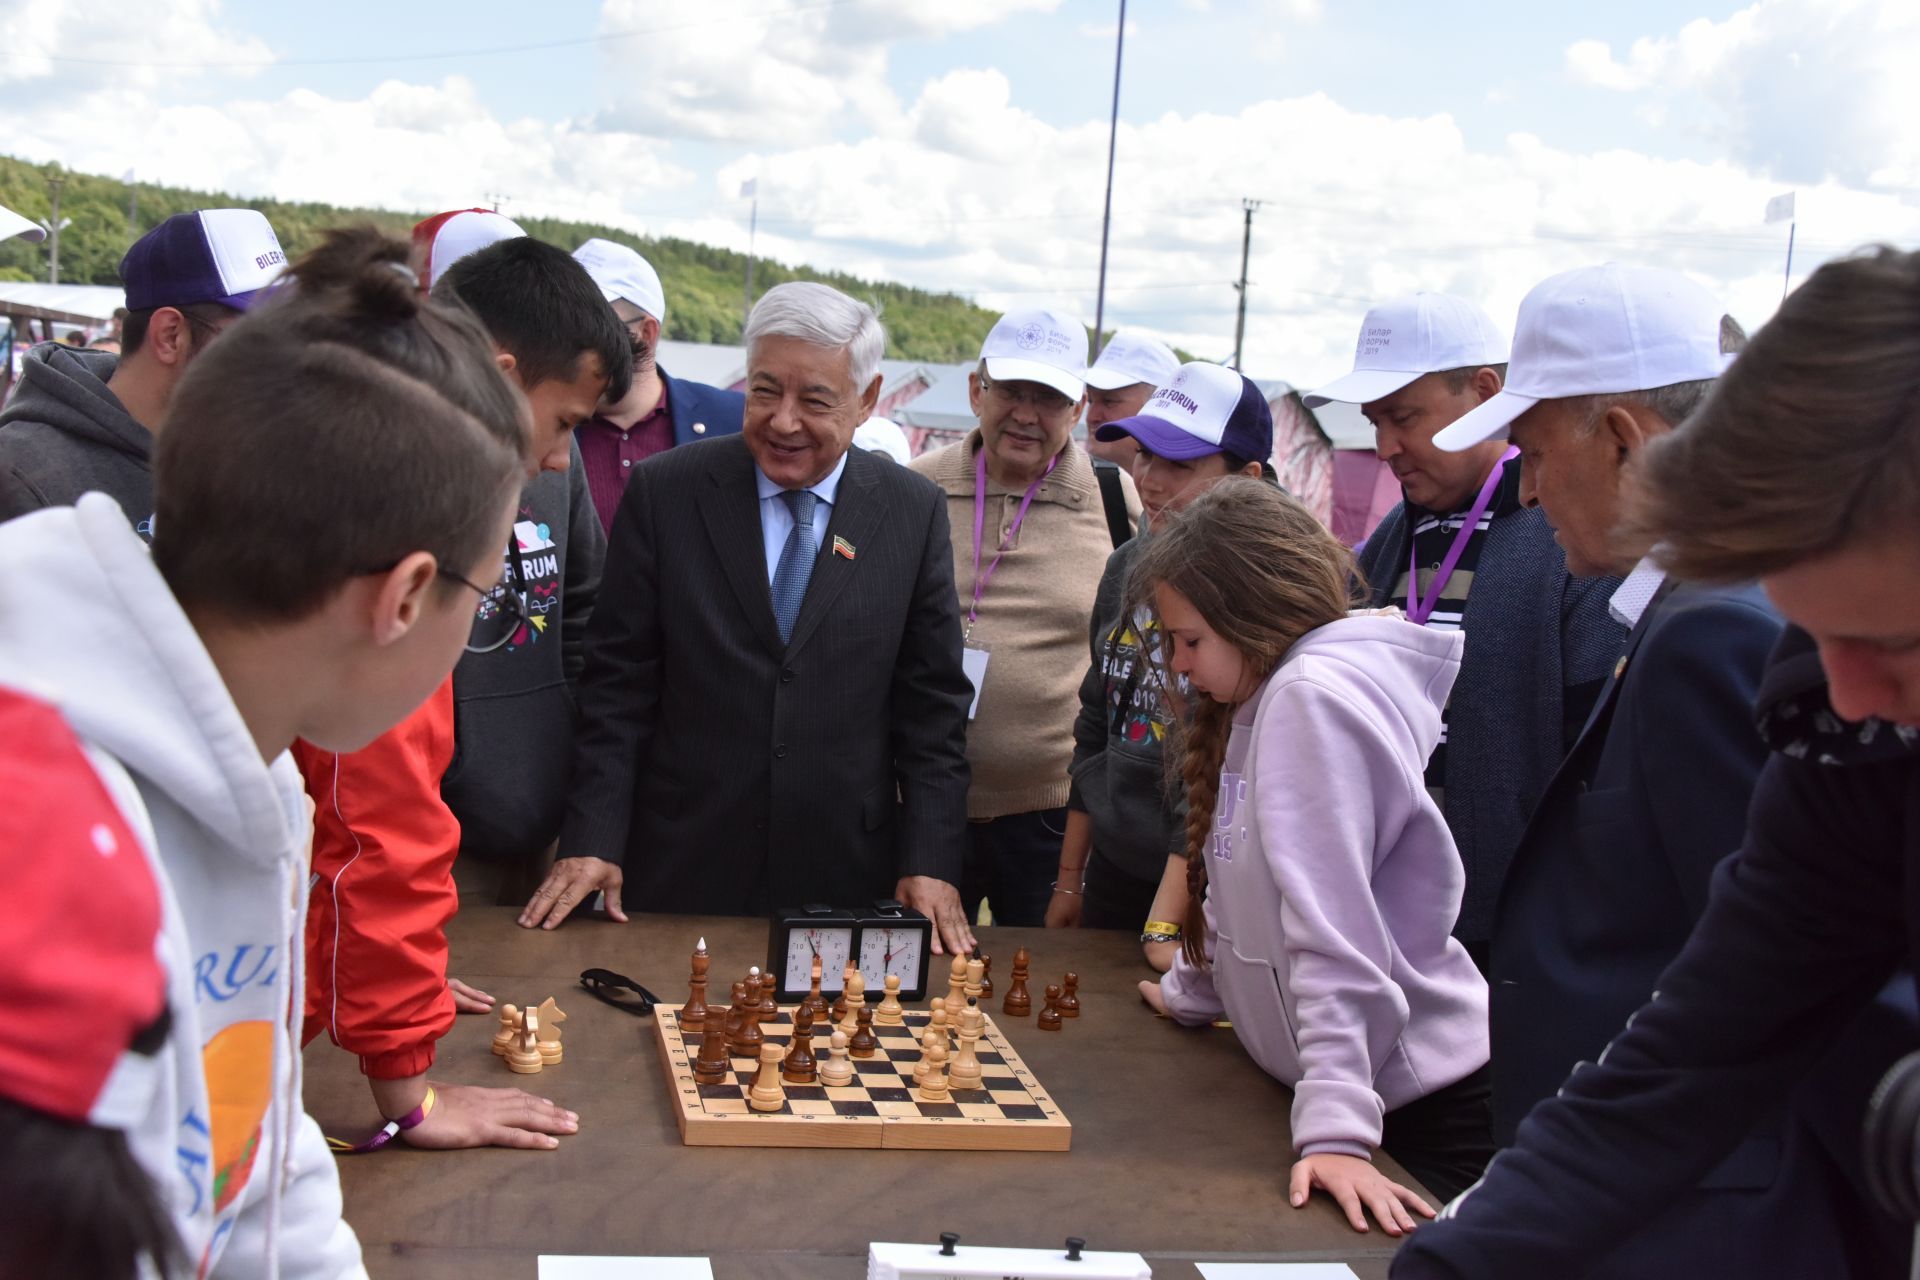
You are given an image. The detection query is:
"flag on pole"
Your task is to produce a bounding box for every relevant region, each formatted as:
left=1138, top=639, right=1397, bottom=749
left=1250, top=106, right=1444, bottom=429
left=739, top=178, right=758, bottom=199
left=1764, top=191, right=1796, bottom=225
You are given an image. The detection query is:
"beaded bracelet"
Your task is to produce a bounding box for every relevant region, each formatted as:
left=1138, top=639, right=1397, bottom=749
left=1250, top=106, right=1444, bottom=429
left=328, top=1086, right=437, bottom=1154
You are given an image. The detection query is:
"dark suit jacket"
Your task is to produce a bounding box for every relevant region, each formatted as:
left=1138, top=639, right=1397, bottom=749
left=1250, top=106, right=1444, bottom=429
left=1486, top=579, right=1895, bottom=1276
left=560, top=435, right=972, bottom=914
left=660, top=367, right=745, bottom=449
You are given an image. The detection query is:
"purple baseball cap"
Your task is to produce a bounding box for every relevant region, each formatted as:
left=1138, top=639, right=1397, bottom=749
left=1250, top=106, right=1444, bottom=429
left=119, top=209, right=289, bottom=312
left=1095, top=361, right=1273, bottom=463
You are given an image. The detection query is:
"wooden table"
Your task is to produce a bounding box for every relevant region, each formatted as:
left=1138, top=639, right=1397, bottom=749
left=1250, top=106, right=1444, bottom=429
left=305, top=909, right=1409, bottom=1280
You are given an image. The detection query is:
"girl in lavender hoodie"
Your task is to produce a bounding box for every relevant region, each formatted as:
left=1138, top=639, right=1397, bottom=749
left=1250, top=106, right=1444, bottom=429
left=1136, top=480, right=1491, bottom=1236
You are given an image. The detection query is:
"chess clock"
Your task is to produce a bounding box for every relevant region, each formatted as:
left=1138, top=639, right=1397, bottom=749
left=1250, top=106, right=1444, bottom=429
left=767, top=904, right=857, bottom=1001
left=853, top=899, right=933, bottom=1001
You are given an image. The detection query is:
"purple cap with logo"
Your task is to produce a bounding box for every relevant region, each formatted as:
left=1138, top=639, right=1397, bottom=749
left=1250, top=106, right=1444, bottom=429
left=119, top=209, right=289, bottom=312
left=1095, top=361, right=1273, bottom=463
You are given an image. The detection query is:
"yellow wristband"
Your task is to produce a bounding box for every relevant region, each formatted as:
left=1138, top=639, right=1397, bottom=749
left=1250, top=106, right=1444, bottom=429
left=1142, top=920, right=1182, bottom=935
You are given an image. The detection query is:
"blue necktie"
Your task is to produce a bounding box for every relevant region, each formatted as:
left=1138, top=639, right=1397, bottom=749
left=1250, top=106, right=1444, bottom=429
left=771, top=488, right=819, bottom=643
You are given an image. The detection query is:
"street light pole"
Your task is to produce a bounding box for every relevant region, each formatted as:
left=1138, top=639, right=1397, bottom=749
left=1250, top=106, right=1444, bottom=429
left=47, top=176, right=64, bottom=285
left=1091, top=0, right=1128, bottom=350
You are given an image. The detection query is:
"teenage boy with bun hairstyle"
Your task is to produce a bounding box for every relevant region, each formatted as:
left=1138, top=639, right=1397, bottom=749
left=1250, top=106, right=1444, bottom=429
left=1394, top=246, right=1920, bottom=1279
left=292, top=234, right=625, bottom=1149
left=0, top=227, right=529, bottom=1277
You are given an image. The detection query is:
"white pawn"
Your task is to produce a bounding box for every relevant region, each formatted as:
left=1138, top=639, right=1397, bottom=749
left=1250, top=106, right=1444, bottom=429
left=917, top=1038, right=951, bottom=1103
left=876, top=974, right=905, bottom=1026
left=819, top=1029, right=855, bottom=1087
left=914, top=1027, right=941, bottom=1084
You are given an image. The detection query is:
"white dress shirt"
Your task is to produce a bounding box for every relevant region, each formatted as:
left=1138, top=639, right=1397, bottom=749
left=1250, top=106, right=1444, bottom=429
left=1608, top=556, right=1669, bottom=628
left=754, top=451, right=848, bottom=586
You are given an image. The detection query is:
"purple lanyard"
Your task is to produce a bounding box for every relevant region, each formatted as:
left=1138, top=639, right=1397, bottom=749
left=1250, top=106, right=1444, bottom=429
left=969, top=446, right=1057, bottom=629
left=1406, top=446, right=1517, bottom=626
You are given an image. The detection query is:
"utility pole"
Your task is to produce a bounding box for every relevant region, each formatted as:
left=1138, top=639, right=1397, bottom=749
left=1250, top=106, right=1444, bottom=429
left=46, top=175, right=64, bottom=285
left=1091, top=0, right=1128, bottom=349
left=127, top=171, right=138, bottom=239
left=485, top=192, right=510, bottom=214
left=1231, top=198, right=1261, bottom=372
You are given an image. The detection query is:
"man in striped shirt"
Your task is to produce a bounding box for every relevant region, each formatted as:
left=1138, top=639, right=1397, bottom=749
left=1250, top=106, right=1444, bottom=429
left=1305, top=294, right=1624, bottom=971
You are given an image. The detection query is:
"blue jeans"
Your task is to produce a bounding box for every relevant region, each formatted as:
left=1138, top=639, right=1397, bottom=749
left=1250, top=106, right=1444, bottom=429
left=962, top=807, right=1067, bottom=927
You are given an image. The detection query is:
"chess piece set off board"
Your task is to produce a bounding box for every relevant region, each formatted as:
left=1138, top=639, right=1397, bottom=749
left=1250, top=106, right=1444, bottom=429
left=653, top=941, right=1072, bottom=1150
left=493, top=996, right=568, bottom=1073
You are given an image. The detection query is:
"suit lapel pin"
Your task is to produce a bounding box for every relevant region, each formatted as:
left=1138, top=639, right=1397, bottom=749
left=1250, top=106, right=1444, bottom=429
left=1614, top=655, right=1628, bottom=680
left=833, top=536, right=856, bottom=561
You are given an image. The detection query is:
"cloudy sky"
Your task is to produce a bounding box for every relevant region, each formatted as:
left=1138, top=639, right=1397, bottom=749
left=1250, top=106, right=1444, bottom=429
left=2, top=0, right=1915, bottom=383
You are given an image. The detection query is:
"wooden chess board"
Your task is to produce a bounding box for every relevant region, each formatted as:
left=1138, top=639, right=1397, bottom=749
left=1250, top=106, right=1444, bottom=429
left=652, top=1004, right=1071, bottom=1151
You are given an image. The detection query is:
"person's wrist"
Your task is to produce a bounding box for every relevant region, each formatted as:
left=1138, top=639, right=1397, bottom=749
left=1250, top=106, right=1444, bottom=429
left=1140, top=919, right=1182, bottom=944
left=369, top=1074, right=431, bottom=1122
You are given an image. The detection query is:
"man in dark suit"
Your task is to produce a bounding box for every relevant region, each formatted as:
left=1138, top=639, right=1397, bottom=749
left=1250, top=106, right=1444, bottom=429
left=569, top=238, right=747, bottom=537
left=519, top=281, right=977, bottom=954
left=1409, top=263, right=1899, bottom=1275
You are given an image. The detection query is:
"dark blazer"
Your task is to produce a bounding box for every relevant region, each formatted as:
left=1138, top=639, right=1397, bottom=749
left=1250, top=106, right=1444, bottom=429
left=659, top=367, right=745, bottom=449
left=559, top=435, right=972, bottom=915
left=1482, top=580, right=1906, bottom=1277
left=1394, top=625, right=1918, bottom=1280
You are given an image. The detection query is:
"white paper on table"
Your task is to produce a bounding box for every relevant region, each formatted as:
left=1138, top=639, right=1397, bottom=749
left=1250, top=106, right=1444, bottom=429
left=1195, top=1266, right=1360, bottom=1279
left=870, top=1240, right=1151, bottom=1279
left=537, top=1258, right=713, bottom=1280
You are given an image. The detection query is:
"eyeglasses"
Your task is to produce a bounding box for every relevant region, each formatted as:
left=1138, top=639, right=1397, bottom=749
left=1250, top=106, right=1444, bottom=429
left=981, top=376, right=1075, bottom=415
left=357, top=531, right=531, bottom=656
left=462, top=533, right=534, bottom=655
left=578, top=968, right=662, bottom=1017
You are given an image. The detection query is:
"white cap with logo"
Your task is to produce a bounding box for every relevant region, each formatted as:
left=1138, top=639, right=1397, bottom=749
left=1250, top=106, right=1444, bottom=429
left=1302, top=293, right=1509, bottom=408
left=1433, top=263, right=1729, bottom=453
left=980, top=307, right=1089, bottom=401
left=0, top=204, right=46, bottom=244
left=1085, top=329, right=1179, bottom=391
left=574, top=238, right=667, bottom=325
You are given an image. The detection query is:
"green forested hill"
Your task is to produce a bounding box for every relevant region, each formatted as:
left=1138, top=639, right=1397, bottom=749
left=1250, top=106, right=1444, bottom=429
left=0, top=157, right=1003, bottom=362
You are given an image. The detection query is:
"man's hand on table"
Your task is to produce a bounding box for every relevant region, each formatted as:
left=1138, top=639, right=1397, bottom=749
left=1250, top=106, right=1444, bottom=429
left=894, top=875, right=974, bottom=955
left=449, top=977, right=495, bottom=1013
left=519, top=855, right=626, bottom=929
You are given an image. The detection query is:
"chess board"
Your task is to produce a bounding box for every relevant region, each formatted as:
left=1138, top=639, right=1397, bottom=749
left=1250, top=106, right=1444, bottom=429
left=652, top=1004, right=1071, bottom=1151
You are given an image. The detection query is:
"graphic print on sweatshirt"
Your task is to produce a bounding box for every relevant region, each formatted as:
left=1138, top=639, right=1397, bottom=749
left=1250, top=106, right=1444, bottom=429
left=473, top=507, right=563, bottom=653
left=1211, top=767, right=1248, bottom=865
left=1101, top=606, right=1183, bottom=744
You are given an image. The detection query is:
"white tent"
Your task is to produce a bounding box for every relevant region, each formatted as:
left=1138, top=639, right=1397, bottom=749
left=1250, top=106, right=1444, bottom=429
left=891, top=363, right=976, bottom=432
left=0, top=282, right=125, bottom=325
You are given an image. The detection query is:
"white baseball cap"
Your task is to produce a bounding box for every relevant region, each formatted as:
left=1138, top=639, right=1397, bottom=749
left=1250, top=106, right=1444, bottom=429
left=853, top=415, right=913, bottom=465
left=1434, top=263, right=1729, bottom=453
left=1302, top=293, right=1509, bottom=408
left=980, top=307, right=1088, bottom=401
left=413, top=209, right=527, bottom=288
left=1085, top=329, right=1179, bottom=391
left=0, top=203, right=46, bottom=244
left=574, top=238, right=667, bottom=325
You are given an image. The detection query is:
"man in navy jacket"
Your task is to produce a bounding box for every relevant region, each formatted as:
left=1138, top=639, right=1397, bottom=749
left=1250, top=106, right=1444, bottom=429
left=1395, top=249, right=1920, bottom=1278
left=571, top=238, right=746, bottom=536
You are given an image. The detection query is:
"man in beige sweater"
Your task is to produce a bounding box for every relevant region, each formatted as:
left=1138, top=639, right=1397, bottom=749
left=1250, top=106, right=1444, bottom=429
left=910, top=308, right=1141, bottom=924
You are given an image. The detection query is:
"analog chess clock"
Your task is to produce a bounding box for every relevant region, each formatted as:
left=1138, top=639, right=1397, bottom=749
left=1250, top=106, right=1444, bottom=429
left=854, top=899, right=933, bottom=1001
left=766, top=905, right=856, bottom=1002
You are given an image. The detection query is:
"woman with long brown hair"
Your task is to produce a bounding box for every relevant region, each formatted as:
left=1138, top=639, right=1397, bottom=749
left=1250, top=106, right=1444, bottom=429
left=1135, top=478, right=1491, bottom=1235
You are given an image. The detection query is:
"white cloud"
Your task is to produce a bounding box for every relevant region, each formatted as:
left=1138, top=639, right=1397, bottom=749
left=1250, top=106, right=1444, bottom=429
left=1564, top=0, right=1920, bottom=187
left=1079, top=19, right=1140, bottom=40
left=592, top=0, right=1061, bottom=145
left=3, top=75, right=688, bottom=223
left=702, top=78, right=1920, bottom=384
left=0, top=0, right=272, bottom=92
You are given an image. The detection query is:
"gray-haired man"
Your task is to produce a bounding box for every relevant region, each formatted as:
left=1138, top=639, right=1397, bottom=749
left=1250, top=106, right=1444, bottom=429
left=522, top=282, right=977, bottom=954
